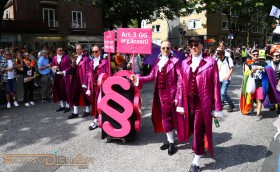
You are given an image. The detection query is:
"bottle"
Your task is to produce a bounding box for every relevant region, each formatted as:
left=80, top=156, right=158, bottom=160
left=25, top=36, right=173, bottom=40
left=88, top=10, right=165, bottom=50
left=214, top=118, right=220, bottom=128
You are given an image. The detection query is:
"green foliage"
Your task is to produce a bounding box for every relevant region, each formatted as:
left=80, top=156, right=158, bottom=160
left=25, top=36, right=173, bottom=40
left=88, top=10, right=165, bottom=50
left=65, top=0, right=195, bottom=28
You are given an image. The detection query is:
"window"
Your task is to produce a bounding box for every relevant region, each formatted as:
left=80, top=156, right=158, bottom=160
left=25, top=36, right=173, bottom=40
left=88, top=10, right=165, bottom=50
left=230, top=10, right=236, bottom=16
left=72, top=11, right=83, bottom=28
left=152, top=39, right=161, bottom=46
left=43, top=8, right=55, bottom=27
left=152, top=25, right=161, bottom=32
left=259, top=27, right=263, bottom=34
left=188, top=20, right=201, bottom=30
left=222, top=22, right=229, bottom=30
left=4, top=10, right=9, bottom=19
left=152, top=11, right=160, bottom=19
left=252, top=27, right=258, bottom=33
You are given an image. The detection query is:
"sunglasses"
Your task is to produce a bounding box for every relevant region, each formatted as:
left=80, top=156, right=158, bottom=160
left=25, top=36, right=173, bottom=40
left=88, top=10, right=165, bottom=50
left=6, top=54, right=11, bottom=56
left=58, top=50, right=63, bottom=52
left=189, top=43, right=199, bottom=48
left=92, top=51, right=99, bottom=53
left=161, top=47, right=170, bottom=50
left=273, top=55, right=280, bottom=57
left=252, top=54, right=259, bottom=56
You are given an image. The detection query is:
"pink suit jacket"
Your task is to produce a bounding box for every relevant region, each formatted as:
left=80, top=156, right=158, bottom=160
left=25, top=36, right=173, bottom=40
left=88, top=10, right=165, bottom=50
left=139, top=56, right=185, bottom=142
left=176, top=54, right=222, bottom=157
left=51, top=55, right=72, bottom=102
left=77, top=55, right=90, bottom=86
left=87, top=58, right=109, bottom=104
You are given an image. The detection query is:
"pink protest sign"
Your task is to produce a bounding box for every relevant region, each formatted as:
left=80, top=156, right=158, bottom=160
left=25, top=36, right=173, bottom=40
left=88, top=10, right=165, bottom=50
left=117, top=28, right=152, bottom=54
left=104, top=31, right=115, bottom=53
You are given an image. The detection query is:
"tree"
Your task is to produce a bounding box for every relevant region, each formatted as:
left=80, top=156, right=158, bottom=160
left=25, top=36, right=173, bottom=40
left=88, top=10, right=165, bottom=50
left=195, top=0, right=280, bottom=46
left=66, top=0, right=195, bottom=29
left=0, top=0, right=9, bottom=44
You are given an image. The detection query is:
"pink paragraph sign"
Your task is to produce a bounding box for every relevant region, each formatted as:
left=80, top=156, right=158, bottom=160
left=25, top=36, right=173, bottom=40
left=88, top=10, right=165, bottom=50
left=117, top=28, right=152, bottom=54
left=104, top=30, right=115, bottom=53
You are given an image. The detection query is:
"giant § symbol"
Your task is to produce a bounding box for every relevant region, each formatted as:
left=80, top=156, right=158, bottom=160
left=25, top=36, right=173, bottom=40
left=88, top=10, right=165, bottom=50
left=99, top=76, right=133, bottom=138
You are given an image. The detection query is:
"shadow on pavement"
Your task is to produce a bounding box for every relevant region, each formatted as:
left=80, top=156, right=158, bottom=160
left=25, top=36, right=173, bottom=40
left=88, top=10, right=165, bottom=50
left=203, top=144, right=272, bottom=171
left=0, top=101, right=90, bottom=151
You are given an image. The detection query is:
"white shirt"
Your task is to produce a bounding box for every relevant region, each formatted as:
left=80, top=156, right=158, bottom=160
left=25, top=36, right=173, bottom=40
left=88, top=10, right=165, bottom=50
left=7, top=59, right=15, bottom=79
left=76, top=55, right=82, bottom=65
left=57, top=55, right=62, bottom=64
left=157, top=55, right=169, bottom=72
left=190, top=53, right=203, bottom=72
left=93, top=56, right=101, bottom=70
left=217, top=56, right=234, bottom=81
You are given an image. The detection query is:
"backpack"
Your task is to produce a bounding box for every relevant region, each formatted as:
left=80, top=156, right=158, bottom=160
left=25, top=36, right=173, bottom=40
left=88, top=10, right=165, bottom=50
left=215, top=56, right=231, bottom=69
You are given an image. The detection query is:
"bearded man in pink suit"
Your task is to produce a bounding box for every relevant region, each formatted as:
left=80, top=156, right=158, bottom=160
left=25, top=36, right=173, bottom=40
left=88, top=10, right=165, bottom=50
left=52, top=47, right=72, bottom=113
left=86, top=45, right=109, bottom=130
left=176, top=37, right=223, bottom=172
left=68, top=44, right=91, bottom=119
left=131, top=40, right=184, bottom=156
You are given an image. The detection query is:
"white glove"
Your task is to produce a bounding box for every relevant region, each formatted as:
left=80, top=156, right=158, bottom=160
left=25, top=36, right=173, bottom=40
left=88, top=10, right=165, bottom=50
left=86, top=90, right=91, bottom=95
left=56, top=71, right=61, bottom=75
left=82, top=85, right=87, bottom=88
left=211, top=110, right=224, bottom=118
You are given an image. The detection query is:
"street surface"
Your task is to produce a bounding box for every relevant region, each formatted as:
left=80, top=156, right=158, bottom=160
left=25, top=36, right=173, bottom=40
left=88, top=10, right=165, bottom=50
left=0, top=64, right=279, bottom=172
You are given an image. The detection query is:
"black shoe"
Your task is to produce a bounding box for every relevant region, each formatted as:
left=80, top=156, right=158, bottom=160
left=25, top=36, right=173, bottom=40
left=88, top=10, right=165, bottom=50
left=88, top=122, right=98, bottom=130
left=167, top=143, right=177, bottom=155
left=68, top=113, right=78, bottom=119
left=270, top=106, right=276, bottom=111
left=189, top=164, right=200, bottom=172
left=64, top=107, right=70, bottom=113
left=56, top=107, right=65, bottom=112
left=276, top=107, right=280, bottom=115
left=160, top=143, right=169, bottom=150
left=42, top=98, right=50, bottom=103
left=227, top=105, right=234, bottom=112
left=82, top=112, right=90, bottom=117
left=249, top=107, right=255, bottom=115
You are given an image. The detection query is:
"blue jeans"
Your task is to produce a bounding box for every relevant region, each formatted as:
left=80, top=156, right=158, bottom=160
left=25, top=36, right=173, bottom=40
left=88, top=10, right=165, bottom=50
left=220, top=80, right=234, bottom=107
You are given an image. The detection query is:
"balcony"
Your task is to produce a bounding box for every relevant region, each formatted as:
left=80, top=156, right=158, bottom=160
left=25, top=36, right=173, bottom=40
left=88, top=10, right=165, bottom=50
left=47, top=20, right=59, bottom=32
left=70, top=22, right=86, bottom=32
left=39, top=0, right=58, bottom=5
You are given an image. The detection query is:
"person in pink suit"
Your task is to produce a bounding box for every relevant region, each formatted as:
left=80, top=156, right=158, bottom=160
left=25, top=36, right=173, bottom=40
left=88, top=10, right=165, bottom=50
left=86, top=45, right=109, bottom=130
left=176, top=37, right=223, bottom=172
left=52, top=47, right=72, bottom=113
left=68, top=44, right=91, bottom=119
left=131, top=40, right=183, bottom=156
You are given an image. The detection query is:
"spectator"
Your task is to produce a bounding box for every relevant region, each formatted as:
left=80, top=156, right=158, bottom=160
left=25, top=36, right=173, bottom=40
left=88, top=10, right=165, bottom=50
left=269, top=50, right=280, bottom=114
left=216, top=48, right=235, bottom=112
left=15, top=52, right=24, bottom=102
left=37, top=50, right=51, bottom=103
left=23, top=59, right=36, bottom=106
left=127, top=54, right=142, bottom=74
left=247, top=49, right=267, bottom=121
left=0, top=50, right=19, bottom=108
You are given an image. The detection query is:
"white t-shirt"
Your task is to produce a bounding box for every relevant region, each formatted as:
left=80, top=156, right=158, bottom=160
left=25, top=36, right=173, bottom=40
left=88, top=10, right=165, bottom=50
left=217, top=56, right=234, bottom=81
left=7, top=59, right=15, bottom=79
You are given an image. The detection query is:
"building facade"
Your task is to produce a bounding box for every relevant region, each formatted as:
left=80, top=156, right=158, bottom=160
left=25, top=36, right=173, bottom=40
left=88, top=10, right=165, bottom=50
left=2, top=0, right=103, bottom=52
left=147, top=10, right=264, bottom=49
left=145, top=14, right=181, bottom=47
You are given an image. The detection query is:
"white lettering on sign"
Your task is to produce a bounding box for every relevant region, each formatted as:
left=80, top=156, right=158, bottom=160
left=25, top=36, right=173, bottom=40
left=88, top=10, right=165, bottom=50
left=120, top=38, right=149, bottom=45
